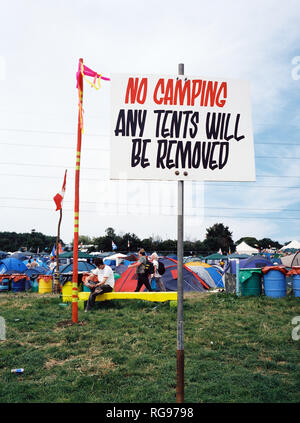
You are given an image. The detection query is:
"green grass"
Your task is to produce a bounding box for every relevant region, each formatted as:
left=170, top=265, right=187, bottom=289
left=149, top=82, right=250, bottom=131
left=0, top=291, right=299, bottom=403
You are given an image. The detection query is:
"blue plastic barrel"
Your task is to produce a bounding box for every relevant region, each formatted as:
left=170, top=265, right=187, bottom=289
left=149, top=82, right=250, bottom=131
left=293, top=274, right=300, bottom=298
left=0, top=275, right=10, bottom=292
left=11, top=276, right=26, bottom=292
left=263, top=270, right=286, bottom=298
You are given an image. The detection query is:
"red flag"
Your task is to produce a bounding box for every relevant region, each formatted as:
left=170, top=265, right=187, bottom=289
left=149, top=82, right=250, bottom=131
left=53, top=170, right=67, bottom=211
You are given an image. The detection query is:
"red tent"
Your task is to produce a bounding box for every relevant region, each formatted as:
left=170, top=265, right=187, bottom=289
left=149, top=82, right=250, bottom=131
left=114, top=257, right=209, bottom=292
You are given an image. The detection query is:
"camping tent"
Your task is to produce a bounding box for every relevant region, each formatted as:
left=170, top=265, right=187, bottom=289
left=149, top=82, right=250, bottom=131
left=115, top=263, right=129, bottom=276
left=114, top=257, right=209, bottom=292
left=9, top=252, right=32, bottom=261
left=98, top=252, right=114, bottom=258
left=235, top=242, right=259, bottom=255
left=25, top=266, right=48, bottom=278
left=0, top=251, right=8, bottom=260
left=204, top=253, right=223, bottom=261
left=225, top=253, right=250, bottom=259
left=228, top=256, right=274, bottom=274
left=125, top=254, right=138, bottom=262
left=281, top=240, right=300, bottom=251
left=59, top=251, right=95, bottom=259
left=184, top=256, right=203, bottom=263
left=0, top=258, right=28, bottom=274
left=185, top=261, right=224, bottom=288
left=104, top=253, right=127, bottom=266
left=52, top=261, right=96, bottom=274
left=104, top=253, right=127, bottom=259
left=271, top=257, right=282, bottom=265
left=280, top=252, right=300, bottom=267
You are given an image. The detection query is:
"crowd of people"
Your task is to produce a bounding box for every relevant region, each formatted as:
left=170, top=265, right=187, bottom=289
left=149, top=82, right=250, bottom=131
left=83, top=249, right=165, bottom=312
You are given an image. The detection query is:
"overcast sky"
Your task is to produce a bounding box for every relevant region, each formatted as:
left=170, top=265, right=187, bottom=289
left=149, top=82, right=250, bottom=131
left=0, top=0, right=300, bottom=247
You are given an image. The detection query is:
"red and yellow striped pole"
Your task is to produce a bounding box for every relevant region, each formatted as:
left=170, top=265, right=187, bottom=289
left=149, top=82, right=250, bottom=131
left=72, top=58, right=83, bottom=323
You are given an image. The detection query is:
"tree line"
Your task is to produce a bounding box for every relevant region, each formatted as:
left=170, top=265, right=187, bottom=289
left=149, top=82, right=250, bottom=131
left=78, top=224, right=245, bottom=256
left=0, top=230, right=57, bottom=253
left=0, top=224, right=284, bottom=256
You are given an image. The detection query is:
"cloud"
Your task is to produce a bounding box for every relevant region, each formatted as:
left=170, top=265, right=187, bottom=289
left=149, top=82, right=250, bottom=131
left=1, top=0, right=300, bottom=243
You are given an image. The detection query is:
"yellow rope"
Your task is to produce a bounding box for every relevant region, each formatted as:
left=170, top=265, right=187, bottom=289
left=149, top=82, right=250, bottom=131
left=78, top=63, right=102, bottom=134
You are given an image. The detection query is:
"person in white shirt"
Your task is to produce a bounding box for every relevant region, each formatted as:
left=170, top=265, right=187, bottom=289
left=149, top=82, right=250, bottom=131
left=150, top=252, right=166, bottom=291
left=49, top=257, right=56, bottom=271
left=84, top=258, right=115, bottom=312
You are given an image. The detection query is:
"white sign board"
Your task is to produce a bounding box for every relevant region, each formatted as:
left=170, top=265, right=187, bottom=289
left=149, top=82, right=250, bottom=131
left=110, top=73, right=255, bottom=181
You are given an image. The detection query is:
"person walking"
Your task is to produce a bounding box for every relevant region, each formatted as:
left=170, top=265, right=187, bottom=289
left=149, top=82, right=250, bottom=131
left=84, top=258, right=115, bottom=312
left=150, top=252, right=166, bottom=291
left=128, top=248, right=153, bottom=292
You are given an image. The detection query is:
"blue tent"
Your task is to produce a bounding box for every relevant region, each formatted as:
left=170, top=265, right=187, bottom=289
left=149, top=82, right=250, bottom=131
left=225, top=254, right=250, bottom=259
left=0, top=251, right=8, bottom=260
left=103, top=259, right=116, bottom=266
left=229, top=256, right=274, bottom=274
left=185, top=262, right=224, bottom=288
left=160, top=257, right=208, bottom=292
left=0, top=258, right=28, bottom=274
left=115, top=263, right=129, bottom=276
left=9, top=252, right=32, bottom=261
left=24, top=266, right=48, bottom=278
left=206, top=266, right=224, bottom=288
left=58, top=261, right=96, bottom=273
left=271, top=257, right=282, bottom=265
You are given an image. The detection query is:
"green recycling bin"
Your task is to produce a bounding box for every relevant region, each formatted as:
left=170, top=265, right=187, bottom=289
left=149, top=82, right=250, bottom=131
left=239, top=268, right=262, bottom=297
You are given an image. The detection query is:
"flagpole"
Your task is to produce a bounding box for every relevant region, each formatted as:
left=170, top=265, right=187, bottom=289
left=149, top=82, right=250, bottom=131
left=176, top=63, right=185, bottom=404
left=72, top=58, right=83, bottom=324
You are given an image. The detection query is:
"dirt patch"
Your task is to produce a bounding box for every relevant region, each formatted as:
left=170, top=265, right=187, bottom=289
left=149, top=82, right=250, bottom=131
left=45, top=354, right=115, bottom=374
left=255, top=367, right=289, bottom=376
left=45, top=358, right=65, bottom=369
left=56, top=320, right=88, bottom=328
left=45, top=357, right=76, bottom=369
left=184, top=292, right=209, bottom=300
left=77, top=357, right=115, bottom=374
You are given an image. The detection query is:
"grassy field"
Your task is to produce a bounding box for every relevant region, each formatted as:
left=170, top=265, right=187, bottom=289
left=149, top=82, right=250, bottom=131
left=0, top=291, right=299, bottom=403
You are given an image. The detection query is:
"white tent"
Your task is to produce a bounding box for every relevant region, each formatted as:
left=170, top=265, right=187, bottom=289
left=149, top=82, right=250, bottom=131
left=281, top=240, right=300, bottom=250
left=281, top=252, right=300, bottom=267
left=236, top=241, right=259, bottom=255
left=104, top=253, right=127, bottom=266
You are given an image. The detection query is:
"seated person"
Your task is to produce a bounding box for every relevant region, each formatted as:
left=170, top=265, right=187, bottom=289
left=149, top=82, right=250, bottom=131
left=83, top=258, right=115, bottom=312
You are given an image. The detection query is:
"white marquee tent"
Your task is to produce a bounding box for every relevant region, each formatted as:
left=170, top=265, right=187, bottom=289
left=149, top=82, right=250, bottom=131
left=236, top=241, right=259, bottom=255
left=281, top=240, right=300, bottom=250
